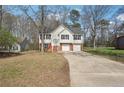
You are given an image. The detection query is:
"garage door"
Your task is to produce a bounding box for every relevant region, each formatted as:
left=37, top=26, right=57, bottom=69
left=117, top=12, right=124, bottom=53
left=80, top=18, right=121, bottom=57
left=73, top=44, right=81, bottom=51
left=62, top=44, right=70, bottom=51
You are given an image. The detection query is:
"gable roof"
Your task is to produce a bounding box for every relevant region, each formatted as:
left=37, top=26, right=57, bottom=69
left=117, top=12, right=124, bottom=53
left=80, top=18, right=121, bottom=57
left=20, top=37, right=30, bottom=51
left=42, top=27, right=54, bottom=33
left=68, top=26, right=83, bottom=34
left=43, top=24, right=83, bottom=35
left=59, top=24, right=83, bottom=34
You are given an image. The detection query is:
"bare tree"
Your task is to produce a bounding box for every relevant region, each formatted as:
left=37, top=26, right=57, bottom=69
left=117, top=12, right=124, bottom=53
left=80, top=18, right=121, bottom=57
left=44, top=6, right=70, bottom=29
left=82, top=5, right=111, bottom=48
left=96, top=19, right=110, bottom=46
left=18, top=5, right=47, bottom=53
left=111, top=5, right=124, bottom=37
left=2, top=12, right=17, bottom=32
left=0, top=5, right=15, bottom=29
left=81, top=13, right=90, bottom=46
left=50, top=6, right=70, bottom=24
left=39, top=6, right=45, bottom=53
left=58, top=6, right=70, bottom=24
left=0, top=5, right=2, bottom=29
left=45, top=14, right=60, bottom=30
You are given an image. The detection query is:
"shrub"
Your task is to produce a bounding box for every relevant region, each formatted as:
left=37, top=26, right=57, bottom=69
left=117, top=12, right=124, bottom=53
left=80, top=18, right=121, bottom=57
left=0, top=28, right=17, bottom=50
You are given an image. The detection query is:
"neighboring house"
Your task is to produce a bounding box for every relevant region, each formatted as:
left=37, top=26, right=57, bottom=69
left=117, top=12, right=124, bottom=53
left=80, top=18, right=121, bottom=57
left=11, top=43, right=21, bottom=52
left=0, top=43, right=21, bottom=53
left=20, top=37, right=30, bottom=51
left=39, top=24, right=84, bottom=52
left=115, top=36, right=124, bottom=49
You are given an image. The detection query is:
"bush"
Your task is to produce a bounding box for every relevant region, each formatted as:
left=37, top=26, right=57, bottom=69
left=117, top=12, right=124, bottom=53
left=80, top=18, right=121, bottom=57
left=0, top=28, right=17, bottom=50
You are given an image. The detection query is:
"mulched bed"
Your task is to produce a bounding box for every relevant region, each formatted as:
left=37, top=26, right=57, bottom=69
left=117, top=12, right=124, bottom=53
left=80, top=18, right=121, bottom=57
left=0, top=52, right=21, bottom=58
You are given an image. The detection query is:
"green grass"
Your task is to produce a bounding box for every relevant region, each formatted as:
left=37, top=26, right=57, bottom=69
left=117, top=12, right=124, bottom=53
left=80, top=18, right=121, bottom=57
left=84, top=47, right=124, bottom=56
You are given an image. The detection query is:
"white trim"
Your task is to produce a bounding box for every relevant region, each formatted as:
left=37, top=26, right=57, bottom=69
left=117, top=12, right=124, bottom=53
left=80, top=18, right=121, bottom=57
left=51, top=24, right=74, bottom=35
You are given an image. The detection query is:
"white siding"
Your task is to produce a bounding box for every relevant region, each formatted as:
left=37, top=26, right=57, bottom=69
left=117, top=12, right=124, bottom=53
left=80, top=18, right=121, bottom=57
left=39, top=34, right=51, bottom=44
left=51, top=25, right=65, bottom=46
left=44, top=39, right=51, bottom=43
left=73, top=36, right=84, bottom=43
left=39, top=25, right=84, bottom=47
left=59, top=29, right=73, bottom=43
left=39, top=35, right=41, bottom=44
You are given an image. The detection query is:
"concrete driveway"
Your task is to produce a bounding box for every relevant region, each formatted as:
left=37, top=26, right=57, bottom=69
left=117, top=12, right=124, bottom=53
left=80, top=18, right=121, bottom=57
left=64, top=52, right=124, bottom=87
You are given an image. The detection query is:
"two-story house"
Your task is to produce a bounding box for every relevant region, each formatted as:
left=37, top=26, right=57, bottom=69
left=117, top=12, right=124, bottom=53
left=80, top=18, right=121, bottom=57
left=39, top=24, right=83, bottom=52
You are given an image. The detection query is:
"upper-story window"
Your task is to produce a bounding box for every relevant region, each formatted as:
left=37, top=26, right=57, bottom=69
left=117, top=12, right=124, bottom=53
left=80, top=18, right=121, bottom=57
left=40, top=34, right=45, bottom=40
left=40, top=34, right=51, bottom=39
left=73, top=35, right=81, bottom=40
left=61, top=35, right=69, bottom=40
left=46, top=34, right=51, bottom=39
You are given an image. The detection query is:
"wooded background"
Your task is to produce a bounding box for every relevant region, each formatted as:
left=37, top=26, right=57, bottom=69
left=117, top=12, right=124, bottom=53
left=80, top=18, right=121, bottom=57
left=0, top=5, right=124, bottom=51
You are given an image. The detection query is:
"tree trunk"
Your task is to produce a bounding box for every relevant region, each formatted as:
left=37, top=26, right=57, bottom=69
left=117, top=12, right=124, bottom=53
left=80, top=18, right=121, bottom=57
left=0, top=5, right=2, bottom=29
left=93, top=35, right=96, bottom=49
left=41, top=29, right=44, bottom=54
left=40, top=6, right=45, bottom=54
left=9, top=46, right=11, bottom=53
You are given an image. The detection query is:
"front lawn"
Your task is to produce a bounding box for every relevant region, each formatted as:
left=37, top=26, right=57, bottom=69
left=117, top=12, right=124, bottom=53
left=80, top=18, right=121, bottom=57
left=84, top=47, right=124, bottom=56
left=84, top=47, right=124, bottom=62
left=0, top=51, right=70, bottom=87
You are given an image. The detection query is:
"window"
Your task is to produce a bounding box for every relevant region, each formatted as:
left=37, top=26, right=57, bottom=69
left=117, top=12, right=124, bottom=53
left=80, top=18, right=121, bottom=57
left=61, top=35, right=69, bottom=40
left=73, top=35, right=81, bottom=40
left=13, top=46, right=18, bottom=50
left=44, top=44, right=48, bottom=48
left=40, top=34, right=51, bottom=39
left=46, top=34, right=51, bottom=39
left=40, top=34, right=45, bottom=39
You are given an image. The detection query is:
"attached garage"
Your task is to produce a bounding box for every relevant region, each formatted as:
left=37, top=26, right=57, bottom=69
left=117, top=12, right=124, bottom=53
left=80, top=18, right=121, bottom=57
left=62, top=44, right=70, bottom=51
left=73, top=44, right=81, bottom=51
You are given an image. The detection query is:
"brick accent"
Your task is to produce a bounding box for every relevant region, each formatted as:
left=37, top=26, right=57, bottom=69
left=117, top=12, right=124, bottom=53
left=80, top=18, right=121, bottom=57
left=53, top=46, right=58, bottom=52
left=47, top=43, right=83, bottom=52
left=60, top=44, right=62, bottom=51
left=47, top=43, right=52, bottom=52
left=70, top=44, right=73, bottom=51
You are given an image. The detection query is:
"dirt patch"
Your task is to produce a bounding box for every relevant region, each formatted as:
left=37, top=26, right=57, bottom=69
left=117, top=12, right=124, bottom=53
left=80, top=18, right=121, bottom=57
left=0, top=51, right=70, bottom=87
left=0, top=52, right=22, bottom=58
